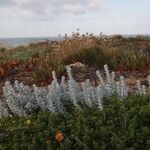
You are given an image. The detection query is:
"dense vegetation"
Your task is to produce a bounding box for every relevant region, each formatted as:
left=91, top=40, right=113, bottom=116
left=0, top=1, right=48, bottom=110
left=0, top=33, right=150, bottom=84
left=0, top=33, right=150, bottom=150
left=0, top=94, right=150, bottom=150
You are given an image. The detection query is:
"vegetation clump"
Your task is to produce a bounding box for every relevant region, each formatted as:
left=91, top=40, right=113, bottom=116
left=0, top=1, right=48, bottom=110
left=0, top=32, right=150, bottom=149
left=0, top=32, right=150, bottom=84
left=0, top=94, right=150, bottom=149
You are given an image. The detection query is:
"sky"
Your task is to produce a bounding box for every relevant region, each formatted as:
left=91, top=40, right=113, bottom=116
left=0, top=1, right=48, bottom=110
left=0, top=0, right=150, bottom=38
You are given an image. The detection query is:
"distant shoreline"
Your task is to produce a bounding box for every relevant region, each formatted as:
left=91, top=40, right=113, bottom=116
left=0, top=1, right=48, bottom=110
left=0, top=36, right=61, bottom=49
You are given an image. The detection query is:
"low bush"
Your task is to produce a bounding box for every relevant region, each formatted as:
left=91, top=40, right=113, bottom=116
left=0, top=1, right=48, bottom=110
left=0, top=33, right=150, bottom=83
left=63, top=46, right=116, bottom=68
left=0, top=65, right=150, bottom=149
left=63, top=45, right=150, bottom=71
left=0, top=95, right=150, bottom=150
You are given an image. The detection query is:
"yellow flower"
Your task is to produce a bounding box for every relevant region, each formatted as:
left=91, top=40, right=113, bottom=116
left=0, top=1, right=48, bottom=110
left=26, top=119, right=31, bottom=125
left=45, top=140, right=50, bottom=144
left=55, top=132, right=63, bottom=142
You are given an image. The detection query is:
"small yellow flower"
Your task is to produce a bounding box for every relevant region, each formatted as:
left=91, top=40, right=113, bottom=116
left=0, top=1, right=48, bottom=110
left=45, top=140, right=50, bottom=144
left=55, top=132, right=63, bottom=142
left=26, top=119, right=31, bottom=125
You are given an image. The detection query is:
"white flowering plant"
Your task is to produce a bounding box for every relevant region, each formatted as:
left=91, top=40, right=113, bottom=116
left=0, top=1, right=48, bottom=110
left=0, top=64, right=149, bottom=118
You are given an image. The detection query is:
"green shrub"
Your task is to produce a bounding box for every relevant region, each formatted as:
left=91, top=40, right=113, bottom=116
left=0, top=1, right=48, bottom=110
left=116, top=45, right=149, bottom=68
left=63, top=46, right=116, bottom=68
left=0, top=94, right=150, bottom=150
left=31, top=67, right=52, bottom=82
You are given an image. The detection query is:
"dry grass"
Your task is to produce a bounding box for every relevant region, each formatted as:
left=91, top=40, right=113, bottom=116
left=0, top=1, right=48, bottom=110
left=0, top=32, right=150, bottom=84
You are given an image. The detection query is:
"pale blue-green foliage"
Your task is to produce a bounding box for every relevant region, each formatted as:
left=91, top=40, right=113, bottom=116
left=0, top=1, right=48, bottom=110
left=0, top=65, right=150, bottom=118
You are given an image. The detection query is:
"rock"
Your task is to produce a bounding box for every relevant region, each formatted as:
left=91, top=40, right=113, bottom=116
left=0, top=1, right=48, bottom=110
left=65, top=62, right=85, bottom=68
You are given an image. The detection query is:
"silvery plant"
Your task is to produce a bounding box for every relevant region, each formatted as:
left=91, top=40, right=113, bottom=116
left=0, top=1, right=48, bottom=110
left=0, top=64, right=150, bottom=118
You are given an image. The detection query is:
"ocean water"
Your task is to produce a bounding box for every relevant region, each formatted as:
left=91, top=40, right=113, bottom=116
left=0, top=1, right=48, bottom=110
left=0, top=37, right=60, bottom=48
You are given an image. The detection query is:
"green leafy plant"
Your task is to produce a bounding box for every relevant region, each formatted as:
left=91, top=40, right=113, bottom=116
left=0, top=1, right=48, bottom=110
left=0, top=94, right=150, bottom=150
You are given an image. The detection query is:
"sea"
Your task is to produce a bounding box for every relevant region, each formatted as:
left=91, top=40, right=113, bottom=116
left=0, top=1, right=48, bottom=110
left=0, top=34, right=149, bottom=49
left=0, top=37, right=61, bottom=48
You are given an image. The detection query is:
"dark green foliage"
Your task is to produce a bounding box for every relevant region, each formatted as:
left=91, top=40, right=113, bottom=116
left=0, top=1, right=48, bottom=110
left=0, top=95, right=150, bottom=150
left=63, top=44, right=150, bottom=71
left=63, top=46, right=116, bottom=68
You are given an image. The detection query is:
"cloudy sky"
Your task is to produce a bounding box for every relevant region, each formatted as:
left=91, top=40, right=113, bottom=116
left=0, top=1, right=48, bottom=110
left=0, top=0, right=149, bottom=38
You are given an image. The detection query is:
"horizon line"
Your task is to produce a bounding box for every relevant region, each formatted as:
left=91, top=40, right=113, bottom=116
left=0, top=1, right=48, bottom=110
left=0, top=33, right=150, bottom=39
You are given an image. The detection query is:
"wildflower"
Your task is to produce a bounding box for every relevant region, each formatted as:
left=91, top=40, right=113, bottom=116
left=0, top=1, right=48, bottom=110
left=26, top=119, right=31, bottom=125
left=55, top=132, right=63, bottom=142
left=141, top=85, right=146, bottom=95
left=11, top=60, right=17, bottom=66
left=45, top=140, right=50, bottom=144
